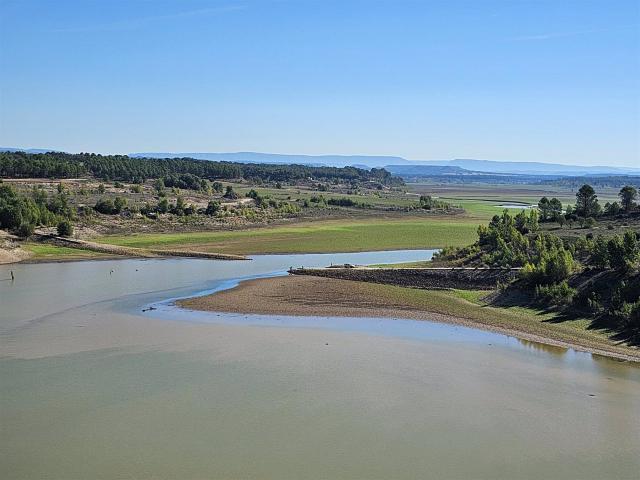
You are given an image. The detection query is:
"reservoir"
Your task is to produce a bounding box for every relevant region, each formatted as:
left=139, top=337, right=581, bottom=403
left=1, top=250, right=639, bottom=479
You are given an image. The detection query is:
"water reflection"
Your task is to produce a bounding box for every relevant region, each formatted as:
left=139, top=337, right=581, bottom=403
left=517, top=338, right=569, bottom=356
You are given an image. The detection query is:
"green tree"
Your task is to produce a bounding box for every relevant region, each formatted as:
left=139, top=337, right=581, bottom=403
left=154, top=178, right=165, bottom=196
left=618, top=185, right=637, bottom=213
left=607, top=232, right=639, bottom=272
left=575, top=184, right=599, bottom=217
left=590, top=236, right=609, bottom=268
left=514, top=210, right=529, bottom=233
left=604, top=201, right=621, bottom=216
left=549, top=198, right=563, bottom=220
left=538, top=197, right=550, bottom=221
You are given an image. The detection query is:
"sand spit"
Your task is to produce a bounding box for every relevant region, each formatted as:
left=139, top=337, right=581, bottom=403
left=178, top=275, right=640, bottom=363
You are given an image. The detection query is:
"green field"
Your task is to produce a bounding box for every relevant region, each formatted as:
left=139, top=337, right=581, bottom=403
left=23, top=243, right=107, bottom=259
left=99, top=218, right=480, bottom=254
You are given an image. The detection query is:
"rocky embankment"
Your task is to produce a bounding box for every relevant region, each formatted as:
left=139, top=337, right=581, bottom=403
left=289, top=266, right=519, bottom=290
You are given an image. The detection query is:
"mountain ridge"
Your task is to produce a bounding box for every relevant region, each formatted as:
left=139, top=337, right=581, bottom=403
left=2, top=147, right=638, bottom=176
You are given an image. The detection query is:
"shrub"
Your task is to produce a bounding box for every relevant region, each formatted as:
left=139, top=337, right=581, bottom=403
left=113, top=196, right=127, bottom=213
left=57, top=220, right=73, bottom=237
left=94, top=198, right=115, bottom=214
left=535, top=281, right=576, bottom=306
left=16, top=221, right=35, bottom=238
left=156, top=198, right=169, bottom=213
left=223, top=185, right=238, bottom=199
left=520, top=247, right=575, bottom=285
left=327, top=197, right=369, bottom=208
left=205, top=201, right=221, bottom=215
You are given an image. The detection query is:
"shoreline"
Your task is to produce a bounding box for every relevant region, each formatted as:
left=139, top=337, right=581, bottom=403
left=2, top=243, right=438, bottom=265
left=177, top=275, right=640, bottom=363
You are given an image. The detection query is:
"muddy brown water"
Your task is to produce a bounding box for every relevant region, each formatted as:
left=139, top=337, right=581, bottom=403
left=1, top=250, right=638, bottom=479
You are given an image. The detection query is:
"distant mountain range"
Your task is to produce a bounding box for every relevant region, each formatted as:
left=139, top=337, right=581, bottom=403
left=130, top=151, right=408, bottom=169
left=3, top=147, right=639, bottom=177
left=131, top=151, right=640, bottom=176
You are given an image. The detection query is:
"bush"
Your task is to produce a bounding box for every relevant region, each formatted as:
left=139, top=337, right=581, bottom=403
left=223, top=185, right=238, bottom=199
left=327, top=197, right=369, bottom=208
left=16, top=221, right=35, bottom=238
left=611, top=301, right=640, bottom=334
left=156, top=198, right=169, bottom=214
left=57, top=220, right=73, bottom=237
left=205, top=201, right=221, bottom=215
left=94, top=198, right=115, bottom=214
left=520, top=247, right=575, bottom=285
left=535, top=281, right=576, bottom=306
left=113, top=196, right=127, bottom=213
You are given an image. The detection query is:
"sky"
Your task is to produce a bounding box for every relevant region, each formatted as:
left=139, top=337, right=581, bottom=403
left=0, top=0, right=638, bottom=166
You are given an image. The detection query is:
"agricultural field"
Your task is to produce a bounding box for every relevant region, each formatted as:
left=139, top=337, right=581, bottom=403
left=98, top=217, right=479, bottom=255
left=408, top=182, right=621, bottom=220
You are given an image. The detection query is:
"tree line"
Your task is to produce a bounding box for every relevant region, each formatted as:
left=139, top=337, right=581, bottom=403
left=537, top=184, right=638, bottom=227
left=0, top=151, right=402, bottom=186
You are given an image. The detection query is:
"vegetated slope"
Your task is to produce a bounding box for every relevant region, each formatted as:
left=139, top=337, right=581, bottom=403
left=435, top=206, right=640, bottom=345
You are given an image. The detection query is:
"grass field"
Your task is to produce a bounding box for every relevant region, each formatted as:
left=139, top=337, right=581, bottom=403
left=23, top=243, right=107, bottom=259
left=99, top=217, right=480, bottom=254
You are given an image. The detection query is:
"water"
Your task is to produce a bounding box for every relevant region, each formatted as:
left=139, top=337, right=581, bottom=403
left=1, top=251, right=639, bottom=479
left=497, top=204, right=536, bottom=209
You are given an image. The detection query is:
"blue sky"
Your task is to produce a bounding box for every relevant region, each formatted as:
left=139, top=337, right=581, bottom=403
left=0, top=0, right=638, bottom=166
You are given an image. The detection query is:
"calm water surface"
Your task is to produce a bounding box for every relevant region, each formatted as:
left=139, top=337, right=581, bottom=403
left=1, top=250, right=639, bottom=479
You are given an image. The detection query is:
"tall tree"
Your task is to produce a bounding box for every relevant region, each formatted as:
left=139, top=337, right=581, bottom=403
left=549, top=198, right=563, bottom=220
left=537, top=197, right=550, bottom=221
left=575, top=184, right=599, bottom=217
left=618, top=185, right=637, bottom=213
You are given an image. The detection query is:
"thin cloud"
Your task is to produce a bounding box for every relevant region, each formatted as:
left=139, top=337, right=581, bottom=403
left=52, top=4, right=245, bottom=33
